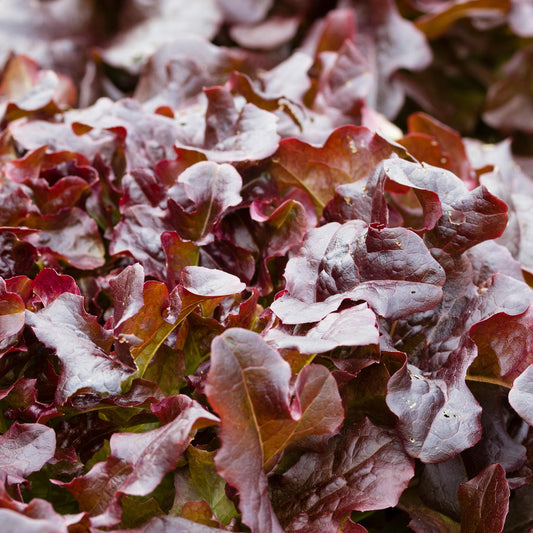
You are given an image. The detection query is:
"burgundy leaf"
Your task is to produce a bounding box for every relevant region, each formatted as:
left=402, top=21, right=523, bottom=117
left=403, top=112, right=476, bottom=186
left=109, top=263, right=145, bottom=331
left=508, top=365, right=533, bottom=426
left=382, top=159, right=508, bottom=254
left=351, top=0, right=432, bottom=119
left=109, top=395, right=219, bottom=496
left=264, top=303, right=378, bottom=354
left=24, top=207, right=105, bottom=270
left=180, top=266, right=246, bottom=297
left=31, top=268, right=80, bottom=307
left=205, top=328, right=344, bottom=532
left=162, top=231, right=200, bottom=289
left=386, top=339, right=482, bottom=463
left=110, top=205, right=172, bottom=279
left=469, top=305, right=533, bottom=385
left=458, top=464, right=510, bottom=533
left=269, top=125, right=403, bottom=216
left=0, top=277, right=25, bottom=342
left=61, top=396, right=218, bottom=523
left=66, top=98, right=182, bottom=171
left=0, top=422, right=56, bottom=485
left=462, top=385, right=526, bottom=475
left=135, top=37, right=246, bottom=110
left=174, top=86, right=280, bottom=163
left=271, top=220, right=445, bottom=324
left=271, top=417, right=414, bottom=532
left=484, top=44, right=533, bottom=133
left=25, top=293, right=134, bottom=404
left=101, top=0, right=223, bottom=72
left=167, top=161, right=242, bottom=244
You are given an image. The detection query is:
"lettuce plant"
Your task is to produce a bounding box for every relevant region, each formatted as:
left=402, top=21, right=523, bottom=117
left=0, top=1, right=532, bottom=531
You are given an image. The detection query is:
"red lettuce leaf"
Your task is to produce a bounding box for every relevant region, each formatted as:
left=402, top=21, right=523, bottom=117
left=205, top=328, right=344, bottom=532
left=508, top=364, right=533, bottom=426
left=386, top=339, right=482, bottom=463
left=458, top=464, right=510, bottom=533
left=101, top=0, right=222, bottom=73
left=270, top=417, right=414, bottom=532
left=174, top=86, right=281, bottom=163
left=0, top=422, right=56, bottom=485
left=271, top=220, right=445, bottom=324
left=60, top=396, right=218, bottom=526
left=110, top=205, right=171, bottom=280
left=382, top=159, right=508, bottom=253
left=269, top=125, right=403, bottom=216
left=24, top=207, right=106, bottom=270
left=264, top=303, right=379, bottom=355
left=167, top=161, right=242, bottom=245
left=25, top=292, right=134, bottom=404
left=0, top=277, right=25, bottom=342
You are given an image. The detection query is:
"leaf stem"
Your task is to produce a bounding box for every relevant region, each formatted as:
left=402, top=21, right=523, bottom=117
left=465, top=374, right=512, bottom=389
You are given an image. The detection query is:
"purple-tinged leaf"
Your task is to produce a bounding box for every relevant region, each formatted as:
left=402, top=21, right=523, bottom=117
left=462, top=384, right=526, bottom=474
left=351, top=0, right=432, bottom=119
left=271, top=417, right=414, bottom=532
left=402, top=112, right=477, bottom=186
left=135, top=37, right=247, bottom=111
left=24, top=207, right=105, bottom=270
left=418, top=456, right=467, bottom=521
left=56, top=455, right=126, bottom=527
left=0, top=422, right=56, bottom=485
left=180, top=266, right=246, bottom=297
left=167, top=161, right=242, bottom=245
left=400, top=488, right=461, bottom=533
left=173, top=86, right=280, bottom=163
left=469, top=305, right=533, bottom=385
left=458, top=464, right=509, bottom=533
left=162, top=231, right=199, bottom=289
left=382, top=159, right=508, bottom=253
left=110, top=396, right=219, bottom=496
left=110, top=205, right=172, bottom=280
left=509, top=365, right=533, bottom=426
left=0, top=277, right=25, bottom=342
left=484, top=44, right=533, bottom=132
left=205, top=328, right=344, bottom=532
left=386, top=338, right=482, bottom=463
left=271, top=220, right=445, bottom=324
left=101, top=0, right=223, bottom=73
left=32, top=268, right=80, bottom=307
left=264, top=303, right=378, bottom=354
left=25, top=293, right=134, bottom=404
left=0, top=231, right=37, bottom=279
left=61, top=396, right=218, bottom=525
left=66, top=98, right=182, bottom=171
left=109, top=263, right=145, bottom=331
left=250, top=197, right=309, bottom=295
left=269, top=125, right=403, bottom=216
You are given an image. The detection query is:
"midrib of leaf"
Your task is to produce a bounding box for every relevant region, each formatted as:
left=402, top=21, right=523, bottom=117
left=237, top=360, right=265, bottom=465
